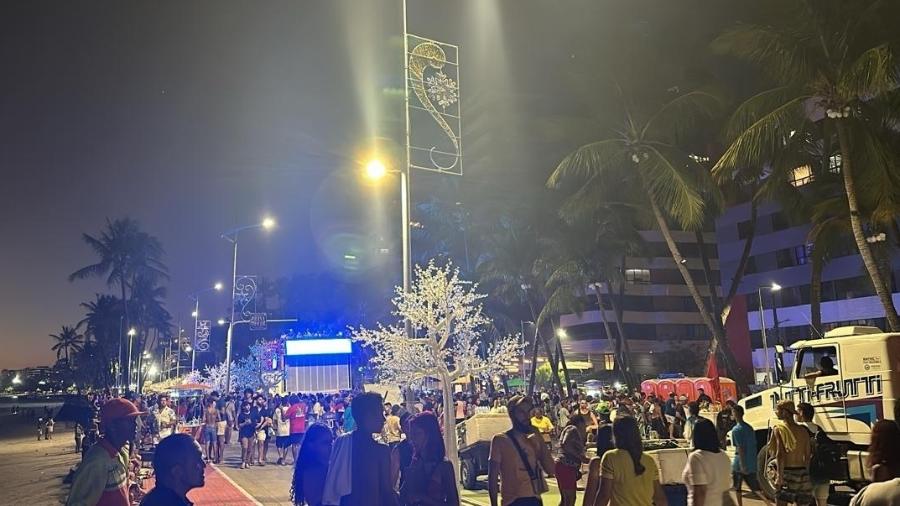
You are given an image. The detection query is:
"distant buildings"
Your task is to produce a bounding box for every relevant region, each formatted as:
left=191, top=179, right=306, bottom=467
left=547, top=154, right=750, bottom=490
left=558, top=228, right=721, bottom=377
left=716, top=200, right=900, bottom=382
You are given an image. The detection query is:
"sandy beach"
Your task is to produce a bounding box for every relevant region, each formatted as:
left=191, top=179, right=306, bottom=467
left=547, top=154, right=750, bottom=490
left=0, top=408, right=80, bottom=505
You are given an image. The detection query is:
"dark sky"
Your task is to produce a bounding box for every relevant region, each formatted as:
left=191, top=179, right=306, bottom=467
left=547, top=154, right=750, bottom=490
left=0, top=1, right=746, bottom=370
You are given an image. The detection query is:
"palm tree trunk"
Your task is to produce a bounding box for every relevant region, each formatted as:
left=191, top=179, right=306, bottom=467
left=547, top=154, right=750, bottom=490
left=525, top=298, right=565, bottom=397
left=724, top=199, right=759, bottom=310
left=556, top=340, right=572, bottom=397
left=836, top=123, right=900, bottom=331
left=592, top=286, right=629, bottom=386
left=608, top=285, right=635, bottom=387
left=648, top=195, right=750, bottom=389
left=810, top=247, right=823, bottom=336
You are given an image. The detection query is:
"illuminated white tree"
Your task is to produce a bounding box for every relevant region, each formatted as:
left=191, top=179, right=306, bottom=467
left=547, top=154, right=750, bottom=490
left=353, top=261, right=522, bottom=473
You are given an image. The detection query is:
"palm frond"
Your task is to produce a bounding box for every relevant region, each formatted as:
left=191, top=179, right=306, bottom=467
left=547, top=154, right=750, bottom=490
left=711, top=24, right=818, bottom=85
left=837, top=44, right=899, bottom=100
left=712, top=94, right=811, bottom=176
left=547, top=139, right=627, bottom=188
left=642, top=89, right=725, bottom=141
left=641, top=145, right=706, bottom=229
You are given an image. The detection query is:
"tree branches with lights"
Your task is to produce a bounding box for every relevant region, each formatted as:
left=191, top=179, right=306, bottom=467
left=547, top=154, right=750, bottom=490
left=353, top=261, right=522, bottom=475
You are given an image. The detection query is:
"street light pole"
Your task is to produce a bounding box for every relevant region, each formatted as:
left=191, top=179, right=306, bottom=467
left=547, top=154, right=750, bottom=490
left=126, top=328, right=136, bottom=391
left=756, top=288, right=770, bottom=385
left=225, top=234, right=239, bottom=393
left=401, top=0, right=412, bottom=295
left=192, top=297, right=200, bottom=372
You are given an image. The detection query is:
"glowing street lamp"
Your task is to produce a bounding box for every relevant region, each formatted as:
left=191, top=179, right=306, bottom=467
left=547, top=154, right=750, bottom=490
left=363, top=157, right=410, bottom=296
left=365, top=159, right=387, bottom=180
left=757, top=282, right=784, bottom=384
left=126, top=328, right=137, bottom=391
left=217, top=318, right=227, bottom=326
left=556, top=328, right=569, bottom=339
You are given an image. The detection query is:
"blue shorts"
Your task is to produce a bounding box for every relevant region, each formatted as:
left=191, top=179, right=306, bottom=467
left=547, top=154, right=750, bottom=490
left=203, top=426, right=217, bottom=442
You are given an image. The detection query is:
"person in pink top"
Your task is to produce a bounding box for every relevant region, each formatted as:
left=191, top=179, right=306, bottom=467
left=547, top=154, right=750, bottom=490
left=285, top=394, right=307, bottom=461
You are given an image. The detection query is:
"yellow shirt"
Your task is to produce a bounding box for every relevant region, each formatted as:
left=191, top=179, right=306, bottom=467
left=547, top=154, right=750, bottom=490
left=531, top=416, right=554, bottom=443
left=599, top=449, right=659, bottom=506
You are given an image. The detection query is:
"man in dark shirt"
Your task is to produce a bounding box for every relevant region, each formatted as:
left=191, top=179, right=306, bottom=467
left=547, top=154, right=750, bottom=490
left=696, top=388, right=713, bottom=406
left=141, top=434, right=205, bottom=506
left=663, top=392, right=677, bottom=421
left=324, top=392, right=398, bottom=506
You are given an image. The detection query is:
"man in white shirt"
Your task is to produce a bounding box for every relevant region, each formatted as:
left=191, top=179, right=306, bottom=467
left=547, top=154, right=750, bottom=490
left=157, top=396, right=176, bottom=439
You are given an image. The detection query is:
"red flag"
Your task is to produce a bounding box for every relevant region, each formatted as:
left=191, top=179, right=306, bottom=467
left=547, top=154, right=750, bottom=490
left=706, top=351, right=722, bottom=403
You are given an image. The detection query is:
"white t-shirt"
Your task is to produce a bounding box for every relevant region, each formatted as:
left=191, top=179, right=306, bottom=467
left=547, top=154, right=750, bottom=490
left=850, top=478, right=900, bottom=506
left=683, top=449, right=732, bottom=506
left=274, top=406, right=291, bottom=436
left=157, top=406, right=176, bottom=438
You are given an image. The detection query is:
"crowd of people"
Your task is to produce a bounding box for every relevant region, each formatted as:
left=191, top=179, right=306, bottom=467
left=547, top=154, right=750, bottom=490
left=62, top=385, right=900, bottom=506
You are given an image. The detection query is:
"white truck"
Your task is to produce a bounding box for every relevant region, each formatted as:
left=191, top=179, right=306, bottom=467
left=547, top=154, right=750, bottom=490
left=738, top=326, right=899, bottom=498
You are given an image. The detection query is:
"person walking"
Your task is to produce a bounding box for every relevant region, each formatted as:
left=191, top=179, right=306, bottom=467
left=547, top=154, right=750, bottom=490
left=140, top=434, right=205, bottom=506
left=795, top=402, right=829, bottom=506
left=291, top=424, right=334, bottom=506
left=771, top=401, right=813, bottom=506
left=322, top=392, right=398, bottom=506
left=683, top=419, right=732, bottom=506
left=203, top=398, right=220, bottom=463
left=275, top=396, right=293, bottom=465
left=66, top=398, right=146, bottom=506
left=730, top=405, right=771, bottom=506
left=237, top=402, right=255, bottom=469
left=556, top=414, right=588, bottom=506
left=287, top=394, right=308, bottom=462
left=585, top=416, right=667, bottom=506
left=487, top=395, right=555, bottom=506
left=399, top=412, right=459, bottom=506
left=224, top=395, right=236, bottom=445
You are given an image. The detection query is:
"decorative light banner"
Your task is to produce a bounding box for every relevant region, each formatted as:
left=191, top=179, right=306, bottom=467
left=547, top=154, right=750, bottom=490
left=285, top=338, right=352, bottom=356
left=406, top=33, right=462, bottom=176
left=195, top=320, right=211, bottom=352
left=234, top=275, right=258, bottom=320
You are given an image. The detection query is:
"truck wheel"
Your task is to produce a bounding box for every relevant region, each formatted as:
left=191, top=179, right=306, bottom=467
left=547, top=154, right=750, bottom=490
left=757, top=444, right=778, bottom=500
left=460, top=458, right=478, bottom=490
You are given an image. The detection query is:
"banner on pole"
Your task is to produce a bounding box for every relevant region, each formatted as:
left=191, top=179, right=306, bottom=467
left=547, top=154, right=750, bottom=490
left=406, top=33, right=462, bottom=176
left=249, top=312, right=267, bottom=331
left=195, top=320, right=211, bottom=352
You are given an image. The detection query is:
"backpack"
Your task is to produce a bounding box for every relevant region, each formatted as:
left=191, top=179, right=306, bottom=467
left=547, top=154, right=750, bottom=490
left=806, top=425, right=845, bottom=482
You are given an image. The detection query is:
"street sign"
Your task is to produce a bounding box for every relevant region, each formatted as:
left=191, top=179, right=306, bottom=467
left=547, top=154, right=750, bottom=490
left=249, top=312, right=267, bottom=331
left=195, top=320, right=211, bottom=352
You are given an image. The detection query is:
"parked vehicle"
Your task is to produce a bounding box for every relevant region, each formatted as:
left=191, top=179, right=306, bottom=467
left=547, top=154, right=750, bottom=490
left=738, top=326, right=899, bottom=497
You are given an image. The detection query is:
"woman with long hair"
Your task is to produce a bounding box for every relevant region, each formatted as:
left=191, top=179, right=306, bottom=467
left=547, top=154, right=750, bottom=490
left=399, top=412, right=459, bottom=506
left=583, top=423, right=616, bottom=504
left=866, top=419, right=900, bottom=482
left=291, top=424, right=334, bottom=506
left=586, top=416, right=667, bottom=506
left=682, top=418, right=731, bottom=506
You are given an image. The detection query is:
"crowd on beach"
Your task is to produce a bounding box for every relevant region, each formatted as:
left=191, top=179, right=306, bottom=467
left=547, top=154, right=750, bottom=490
left=62, top=385, right=900, bottom=506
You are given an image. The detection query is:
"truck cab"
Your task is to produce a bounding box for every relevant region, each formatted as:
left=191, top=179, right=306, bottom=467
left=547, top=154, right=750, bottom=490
left=738, top=326, right=899, bottom=493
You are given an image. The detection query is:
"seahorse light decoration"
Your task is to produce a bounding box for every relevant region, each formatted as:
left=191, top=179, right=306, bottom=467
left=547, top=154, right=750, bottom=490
left=409, top=41, right=460, bottom=171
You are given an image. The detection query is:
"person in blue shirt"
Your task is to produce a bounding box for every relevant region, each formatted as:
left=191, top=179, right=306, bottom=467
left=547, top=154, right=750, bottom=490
left=730, top=405, right=772, bottom=506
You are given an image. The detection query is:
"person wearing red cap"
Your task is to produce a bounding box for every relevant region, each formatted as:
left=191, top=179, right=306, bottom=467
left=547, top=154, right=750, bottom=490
left=66, top=398, right=146, bottom=506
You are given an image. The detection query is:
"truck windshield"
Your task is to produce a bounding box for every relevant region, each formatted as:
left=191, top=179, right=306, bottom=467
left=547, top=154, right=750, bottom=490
left=796, top=346, right=839, bottom=379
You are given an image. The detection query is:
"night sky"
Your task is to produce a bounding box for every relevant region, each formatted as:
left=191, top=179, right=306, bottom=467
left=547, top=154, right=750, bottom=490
left=0, top=1, right=745, bottom=369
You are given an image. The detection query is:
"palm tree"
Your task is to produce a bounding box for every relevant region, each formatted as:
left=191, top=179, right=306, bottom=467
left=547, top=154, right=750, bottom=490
left=80, top=294, right=124, bottom=388
left=69, top=218, right=168, bottom=388
left=477, top=219, right=567, bottom=397
left=547, top=87, right=750, bottom=383
left=50, top=325, right=84, bottom=364
left=712, top=0, right=900, bottom=330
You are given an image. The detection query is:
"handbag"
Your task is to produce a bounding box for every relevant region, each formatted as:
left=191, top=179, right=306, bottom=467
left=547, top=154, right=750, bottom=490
left=506, top=430, right=549, bottom=495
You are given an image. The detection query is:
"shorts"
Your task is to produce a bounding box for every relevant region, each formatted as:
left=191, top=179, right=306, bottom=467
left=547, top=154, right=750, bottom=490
left=276, top=435, right=292, bottom=449
left=777, top=467, right=814, bottom=503
left=203, top=426, right=217, bottom=442
left=290, top=433, right=305, bottom=445
left=216, top=421, right=228, bottom=436
left=554, top=461, right=579, bottom=490
left=732, top=472, right=761, bottom=491
left=255, top=430, right=267, bottom=442
left=812, top=482, right=829, bottom=501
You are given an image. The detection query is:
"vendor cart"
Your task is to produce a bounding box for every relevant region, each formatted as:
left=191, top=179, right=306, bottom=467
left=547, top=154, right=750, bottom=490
left=456, top=413, right=511, bottom=490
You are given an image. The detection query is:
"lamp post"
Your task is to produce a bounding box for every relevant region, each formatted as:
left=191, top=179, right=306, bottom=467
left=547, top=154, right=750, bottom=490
left=126, top=327, right=136, bottom=391
left=189, top=282, right=224, bottom=373
left=365, top=159, right=411, bottom=295
left=222, top=217, right=275, bottom=392
left=756, top=282, right=782, bottom=384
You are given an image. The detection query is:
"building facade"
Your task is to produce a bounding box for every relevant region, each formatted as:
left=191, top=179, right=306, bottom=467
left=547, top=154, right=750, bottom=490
left=715, top=200, right=900, bottom=382
left=557, top=229, right=721, bottom=377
